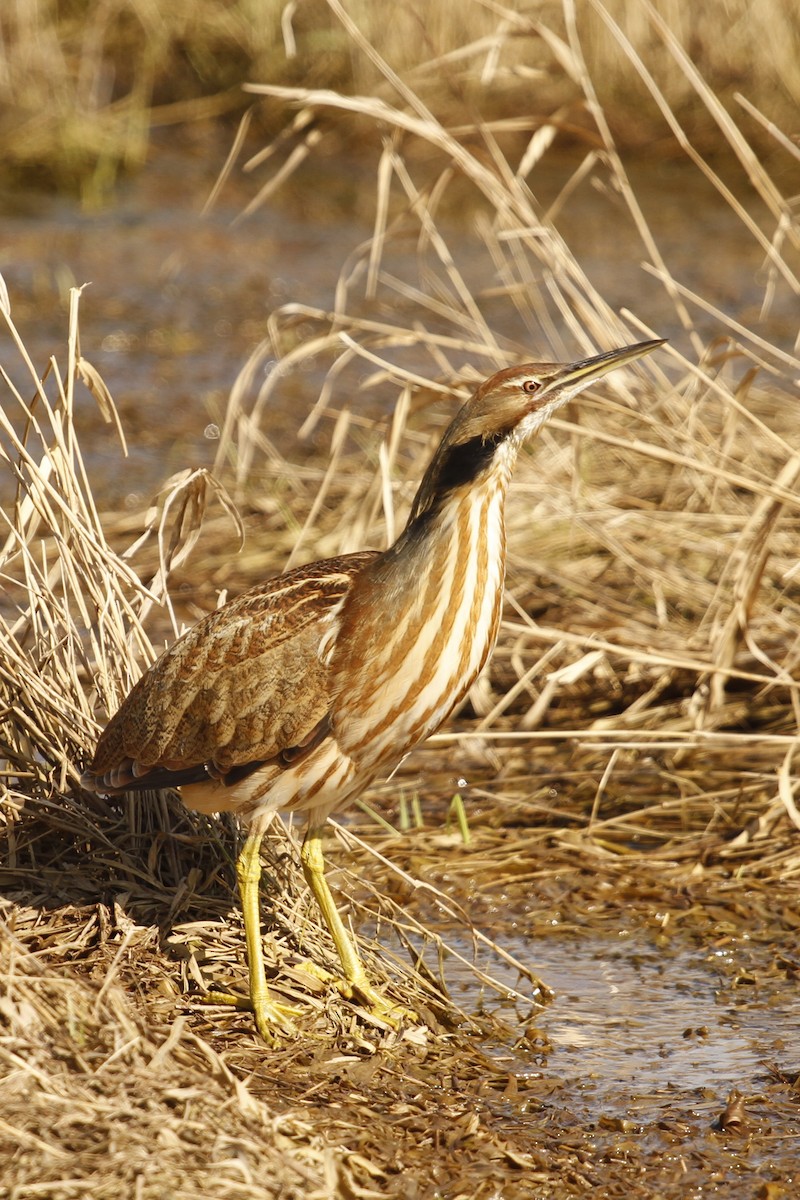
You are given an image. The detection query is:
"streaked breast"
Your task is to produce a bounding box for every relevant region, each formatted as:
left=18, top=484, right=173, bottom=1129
left=332, top=481, right=507, bottom=769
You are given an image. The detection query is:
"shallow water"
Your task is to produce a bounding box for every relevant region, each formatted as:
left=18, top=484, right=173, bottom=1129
left=448, top=934, right=798, bottom=1122
left=1, top=134, right=796, bottom=509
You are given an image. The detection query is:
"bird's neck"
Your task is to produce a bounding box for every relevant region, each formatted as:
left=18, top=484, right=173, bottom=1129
left=361, top=460, right=512, bottom=657
left=398, top=473, right=508, bottom=568
left=407, top=426, right=522, bottom=526
left=332, top=471, right=511, bottom=763
left=334, top=433, right=523, bottom=679
left=384, top=430, right=523, bottom=604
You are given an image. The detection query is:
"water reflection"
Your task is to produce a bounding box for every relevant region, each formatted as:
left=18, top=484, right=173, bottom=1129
left=448, top=935, right=797, bottom=1117
left=1, top=138, right=795, bottom=508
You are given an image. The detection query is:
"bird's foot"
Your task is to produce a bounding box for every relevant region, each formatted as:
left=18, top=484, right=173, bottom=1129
left=335, top=976, right=419, bottom=1029
left=291, top=957, right=417, bottom=1027
left=202, top=987, right=300, bottom=1043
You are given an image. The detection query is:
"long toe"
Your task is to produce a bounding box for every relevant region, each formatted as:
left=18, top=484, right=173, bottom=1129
left=337, top=976, right=420, bottom=1028
left=203, top=987, right=300, bottom=1042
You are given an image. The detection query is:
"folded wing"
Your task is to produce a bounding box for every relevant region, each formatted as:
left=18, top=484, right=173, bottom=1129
left=83, top=553, right=377, bottom=793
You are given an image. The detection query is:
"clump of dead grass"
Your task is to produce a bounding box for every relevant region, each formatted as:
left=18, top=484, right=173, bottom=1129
left=2, top=0, right=799, bottom=198
left=0, top=929, right=341, bottom=1199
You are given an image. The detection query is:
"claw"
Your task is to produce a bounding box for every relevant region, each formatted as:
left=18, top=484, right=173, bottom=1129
left=336, top=977, right=418, bottom=1028
left=202, top=987, right=300, bottom=1042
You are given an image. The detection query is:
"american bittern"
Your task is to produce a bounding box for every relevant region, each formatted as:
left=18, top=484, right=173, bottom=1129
left=82, top=338, right=663, bottom=1038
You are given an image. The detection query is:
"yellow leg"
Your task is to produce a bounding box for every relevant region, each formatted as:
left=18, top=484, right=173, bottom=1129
left=300, top=822, right=414, bottom=1026
left=206, top=830, right=297, bottom=1042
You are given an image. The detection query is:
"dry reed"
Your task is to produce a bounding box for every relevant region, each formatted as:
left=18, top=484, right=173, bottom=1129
left=2, top=0, right=799, bottom=197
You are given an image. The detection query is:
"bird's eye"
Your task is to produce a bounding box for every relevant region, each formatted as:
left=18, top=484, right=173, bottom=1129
left=522, top=379, right=540, bottom=394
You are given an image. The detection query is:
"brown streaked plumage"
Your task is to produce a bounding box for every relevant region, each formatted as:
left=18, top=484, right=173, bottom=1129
left=82, top=337, right=665, bottom=1039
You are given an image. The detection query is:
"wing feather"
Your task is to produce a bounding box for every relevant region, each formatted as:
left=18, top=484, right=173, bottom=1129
left=83, top=553, right=376, bottom=793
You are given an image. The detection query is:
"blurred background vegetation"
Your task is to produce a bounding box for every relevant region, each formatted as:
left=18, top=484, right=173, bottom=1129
left=2, top=0, right=799, bottom=200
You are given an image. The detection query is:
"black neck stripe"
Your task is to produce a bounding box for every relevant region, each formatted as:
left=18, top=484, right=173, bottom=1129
left=434, top=431, right=506, bottom=494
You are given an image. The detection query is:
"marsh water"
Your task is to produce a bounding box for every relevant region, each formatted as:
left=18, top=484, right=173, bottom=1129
left=452, top=934, right=794, bottom=1121
left=2, top=129, right=797, bottom=508
left=3, top=130, right=799, bottom=1183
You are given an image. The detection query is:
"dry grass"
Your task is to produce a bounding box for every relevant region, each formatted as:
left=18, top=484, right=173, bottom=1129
left=221, top=6, right=800, bottom=904
left=2, top=0, right=800, bottom=197
left=2, top=1, right=800, bottom=1195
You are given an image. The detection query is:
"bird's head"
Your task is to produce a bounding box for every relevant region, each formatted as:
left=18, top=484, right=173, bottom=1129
left=409, top=338, right=664, bottom=521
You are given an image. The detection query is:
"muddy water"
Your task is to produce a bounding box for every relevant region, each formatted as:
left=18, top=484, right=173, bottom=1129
left=1, top=131, right=370, bottom=505
left=1, top=131, right=796, bottom=509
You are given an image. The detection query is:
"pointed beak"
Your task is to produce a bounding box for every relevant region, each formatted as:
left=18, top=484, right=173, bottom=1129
left=544, top=338, right=665, bottom=395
